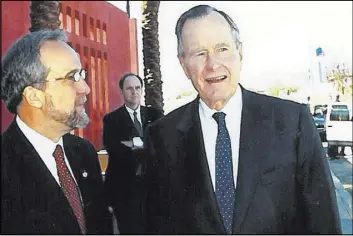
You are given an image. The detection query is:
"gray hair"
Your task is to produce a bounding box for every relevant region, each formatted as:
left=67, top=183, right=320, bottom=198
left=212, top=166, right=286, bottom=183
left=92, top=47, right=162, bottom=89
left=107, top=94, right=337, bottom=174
left=1, top=30, right=67, bottom=114
left=175, top=5, right=241, bottom=57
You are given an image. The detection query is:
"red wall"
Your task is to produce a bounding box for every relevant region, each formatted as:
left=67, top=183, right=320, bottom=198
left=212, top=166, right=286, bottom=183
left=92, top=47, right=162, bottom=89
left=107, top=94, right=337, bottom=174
left=1, top=1, right=138, bottom=150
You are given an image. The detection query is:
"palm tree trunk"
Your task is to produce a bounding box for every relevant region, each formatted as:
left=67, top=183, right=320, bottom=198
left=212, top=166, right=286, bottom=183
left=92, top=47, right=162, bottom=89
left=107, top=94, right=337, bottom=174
left=126, top=0, right=130, bottom=18
left=141, top=1, right=164, bottom=113
left=29, top=1, right=61, bottom=32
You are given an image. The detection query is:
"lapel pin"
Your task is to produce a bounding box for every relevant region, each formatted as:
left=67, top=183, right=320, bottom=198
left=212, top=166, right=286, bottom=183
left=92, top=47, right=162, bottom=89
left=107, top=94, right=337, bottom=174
left=82, top=171, right=88, bottom=178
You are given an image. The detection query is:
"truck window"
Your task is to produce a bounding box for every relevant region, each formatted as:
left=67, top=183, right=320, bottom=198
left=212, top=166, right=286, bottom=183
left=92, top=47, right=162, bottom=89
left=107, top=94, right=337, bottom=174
left=330, top=109, right=349, bottom=121
left=332, top=105, right=348, bottom=109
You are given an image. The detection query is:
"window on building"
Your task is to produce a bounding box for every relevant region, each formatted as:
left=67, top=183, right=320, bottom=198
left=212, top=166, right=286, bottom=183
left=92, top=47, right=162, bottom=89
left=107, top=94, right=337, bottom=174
left=76, top=44, right=81, bottom=58
left=59, top=3, right=63, bottom=29
left=90, top=49, right=97, bottom=110
left=102, top=23, right=107, bottom=45
left=103, top=52, right=109, bottom=113
left=96, top=20, right=101, bottom=43
left=75, top=10, right=80, bottom=35
left=82, top=14, right=87, bottom=37
left=90, top=17, right=95, bottom=41
left=66, top=6, right=72, bottom=33
left=97, top=51, right=103, bottom=112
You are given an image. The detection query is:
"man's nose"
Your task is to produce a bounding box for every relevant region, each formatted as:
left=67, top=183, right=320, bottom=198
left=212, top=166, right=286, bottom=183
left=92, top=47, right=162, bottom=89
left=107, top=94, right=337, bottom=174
left=205, top=54, right=220, bottom=71
left=76, top=80, right=91, bottom=95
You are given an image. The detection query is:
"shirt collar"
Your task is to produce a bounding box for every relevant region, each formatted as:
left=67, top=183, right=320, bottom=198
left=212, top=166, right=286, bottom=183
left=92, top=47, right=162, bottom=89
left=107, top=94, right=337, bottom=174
left=199, top=84, right=243, bottom=120
left=16, top=115, right=64, bottom=156
left=125, top=104, right=140, bottom=115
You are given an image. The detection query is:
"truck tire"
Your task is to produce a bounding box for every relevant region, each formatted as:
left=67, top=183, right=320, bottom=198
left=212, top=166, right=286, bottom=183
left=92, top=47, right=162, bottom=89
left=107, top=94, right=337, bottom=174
left=328, top=145, right=338, bottom=159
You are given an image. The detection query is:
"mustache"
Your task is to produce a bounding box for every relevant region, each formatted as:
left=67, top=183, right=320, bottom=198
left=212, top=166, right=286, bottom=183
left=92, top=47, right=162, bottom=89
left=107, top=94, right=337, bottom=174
left=75, top=97, right=87, bottom=106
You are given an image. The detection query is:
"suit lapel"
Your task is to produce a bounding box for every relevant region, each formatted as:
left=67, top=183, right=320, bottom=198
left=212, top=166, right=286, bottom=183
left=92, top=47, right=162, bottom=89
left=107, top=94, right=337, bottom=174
left=232, top=88, right=273, bottom=233
left=63, top=136, right=87, bottom=202
left=121, top=106, right=135, bottom=128
left=177, top=99, right=226, bottom=234
left=140, top=106, right=148, bottom=128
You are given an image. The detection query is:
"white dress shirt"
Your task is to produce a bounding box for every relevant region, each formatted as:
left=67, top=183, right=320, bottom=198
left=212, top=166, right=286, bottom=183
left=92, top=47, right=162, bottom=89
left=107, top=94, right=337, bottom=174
left=125, top=104, right=142, bottom=125
left=199, top=85, right=243, bottom=191
left=125, top=104, right=144, bottom=147
left=16, top=115, right=78, bottom=186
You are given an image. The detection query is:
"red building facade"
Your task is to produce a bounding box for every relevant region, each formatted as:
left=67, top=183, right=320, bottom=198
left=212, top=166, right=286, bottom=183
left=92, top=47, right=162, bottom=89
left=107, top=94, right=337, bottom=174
left=1, top=1, right=138, bottom=150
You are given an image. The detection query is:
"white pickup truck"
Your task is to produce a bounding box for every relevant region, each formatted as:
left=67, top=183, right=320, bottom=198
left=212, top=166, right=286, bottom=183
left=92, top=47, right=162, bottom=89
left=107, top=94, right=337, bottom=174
left=325, top=102, right=353, bottom=158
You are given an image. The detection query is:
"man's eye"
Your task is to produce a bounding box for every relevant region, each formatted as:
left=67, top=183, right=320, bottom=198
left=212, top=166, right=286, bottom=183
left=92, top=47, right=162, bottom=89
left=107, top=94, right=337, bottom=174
left=218, top=47, right=228, bottom=52
left=195, top=51, right=206, bottom=57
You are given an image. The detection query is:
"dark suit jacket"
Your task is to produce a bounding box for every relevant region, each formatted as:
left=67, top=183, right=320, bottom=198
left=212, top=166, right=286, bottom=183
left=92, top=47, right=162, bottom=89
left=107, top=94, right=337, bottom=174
left=144, top=86, right=342, bottom=234
left=1, top=119, right=113, bottom=235
left=102, top=105, right=163, bottom=232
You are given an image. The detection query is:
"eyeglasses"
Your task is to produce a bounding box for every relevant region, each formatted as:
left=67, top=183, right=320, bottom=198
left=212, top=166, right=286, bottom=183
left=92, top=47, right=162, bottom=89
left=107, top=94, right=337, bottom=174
left=46, top=68, right=87, bottom=83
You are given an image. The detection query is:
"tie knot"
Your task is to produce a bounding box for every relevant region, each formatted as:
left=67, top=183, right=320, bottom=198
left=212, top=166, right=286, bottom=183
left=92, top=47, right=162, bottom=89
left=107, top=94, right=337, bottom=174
left=212, top=112, right=226, bottom=124
left=53, top=144, right=64, bottom=160
left=133, top=111, right=137, bottom=116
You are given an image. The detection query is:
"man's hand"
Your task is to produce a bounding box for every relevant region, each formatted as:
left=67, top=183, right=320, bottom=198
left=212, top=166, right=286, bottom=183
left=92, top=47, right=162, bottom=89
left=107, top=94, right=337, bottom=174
left=121, top=138, right=144, bottom=150
left=121, top=140, right=133, bottom=148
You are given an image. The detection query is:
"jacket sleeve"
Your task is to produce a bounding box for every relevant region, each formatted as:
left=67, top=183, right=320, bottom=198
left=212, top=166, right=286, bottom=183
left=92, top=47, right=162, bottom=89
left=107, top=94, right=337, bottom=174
left=296, top=105, right=342, bottom=234
left=103, top=115, right=121, bottom=159
left=143, top=123, right=171, bottom=234
left=1, top=153, right=25, bottom=234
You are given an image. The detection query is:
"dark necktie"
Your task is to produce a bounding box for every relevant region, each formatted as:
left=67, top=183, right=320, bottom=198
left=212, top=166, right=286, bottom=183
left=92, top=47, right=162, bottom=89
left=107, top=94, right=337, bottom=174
left=53, top=145, right=87, bottom=234
left=133, top=111, right=143, bottom=137
left=213, top=112, right=236, bottom=234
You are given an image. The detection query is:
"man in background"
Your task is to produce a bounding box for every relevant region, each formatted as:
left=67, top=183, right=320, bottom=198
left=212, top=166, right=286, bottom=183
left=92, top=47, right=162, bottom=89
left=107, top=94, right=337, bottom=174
left=1, top=30, right=113, bottom=234
left=143, top=5, right=341, bottom=234
left=103, top=73, right=163, bottom=234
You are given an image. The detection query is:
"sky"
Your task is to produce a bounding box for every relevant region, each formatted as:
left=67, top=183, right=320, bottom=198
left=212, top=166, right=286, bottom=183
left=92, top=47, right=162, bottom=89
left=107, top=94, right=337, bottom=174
left=108, top=1, right=352, bottom=100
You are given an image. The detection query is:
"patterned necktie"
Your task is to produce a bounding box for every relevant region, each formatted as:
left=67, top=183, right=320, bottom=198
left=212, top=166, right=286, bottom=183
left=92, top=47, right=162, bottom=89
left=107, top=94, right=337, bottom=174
left=133, top=111, right=143, bottom=137
left=53, top=145, right=87, bottom=234
left=213, top=112, right=236, bottom=234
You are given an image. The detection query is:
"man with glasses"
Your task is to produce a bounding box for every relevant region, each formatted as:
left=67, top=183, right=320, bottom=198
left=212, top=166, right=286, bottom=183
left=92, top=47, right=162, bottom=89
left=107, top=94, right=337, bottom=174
left=143, top=5, right=341, bottom=234
left=1, top=30, right=113, bottom=234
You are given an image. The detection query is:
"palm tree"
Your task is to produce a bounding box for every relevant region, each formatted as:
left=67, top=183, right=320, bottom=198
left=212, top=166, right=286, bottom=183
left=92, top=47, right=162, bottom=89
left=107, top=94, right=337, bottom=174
left=126, top=0, right=130, bottom=18
left=29, top=1, right=61, bottom=32
left=141, top=1, right=164, bottom=113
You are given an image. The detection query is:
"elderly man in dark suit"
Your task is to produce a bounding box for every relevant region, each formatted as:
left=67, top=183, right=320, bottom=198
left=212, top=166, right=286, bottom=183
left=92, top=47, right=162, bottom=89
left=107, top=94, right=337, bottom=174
left=103, top=73, right=163, bottom=234
left=143, top=5, right=341, bottom=234
left=1, top=30, right=113, bottom=234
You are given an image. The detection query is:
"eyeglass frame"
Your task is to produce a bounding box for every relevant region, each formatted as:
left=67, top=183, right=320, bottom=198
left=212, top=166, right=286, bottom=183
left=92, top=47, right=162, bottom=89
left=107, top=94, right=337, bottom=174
left=45, top=68, right=88, bottom=83
left=28, top=68, right=88, bottom=88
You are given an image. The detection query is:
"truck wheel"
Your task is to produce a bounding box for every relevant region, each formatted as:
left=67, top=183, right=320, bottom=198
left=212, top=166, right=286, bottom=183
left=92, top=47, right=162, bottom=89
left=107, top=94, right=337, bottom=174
left=328, top=145, right=338, bottom=159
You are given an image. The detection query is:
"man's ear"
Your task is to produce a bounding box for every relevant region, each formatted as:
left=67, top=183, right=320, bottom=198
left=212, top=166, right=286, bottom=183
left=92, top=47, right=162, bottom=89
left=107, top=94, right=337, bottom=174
left=238, top=41, right=243, bottom=62
left=22, top=86, right=44, bottom=109
left=178, top=55, right=190, bottom=79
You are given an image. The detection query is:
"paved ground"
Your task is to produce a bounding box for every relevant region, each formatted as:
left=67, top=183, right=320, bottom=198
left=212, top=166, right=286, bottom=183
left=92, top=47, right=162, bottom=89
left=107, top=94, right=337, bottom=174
left=323, top=142, right=353, bottom=234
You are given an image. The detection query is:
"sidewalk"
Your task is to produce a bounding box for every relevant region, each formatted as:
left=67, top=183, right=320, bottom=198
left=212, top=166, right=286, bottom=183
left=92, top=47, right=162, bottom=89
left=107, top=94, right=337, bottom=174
left=331, top=170, right=353, bottom=234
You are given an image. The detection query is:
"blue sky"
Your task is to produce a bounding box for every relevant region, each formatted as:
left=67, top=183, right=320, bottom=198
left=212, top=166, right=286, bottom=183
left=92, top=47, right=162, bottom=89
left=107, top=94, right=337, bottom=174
left=108, top=1, right=352, bottom=100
